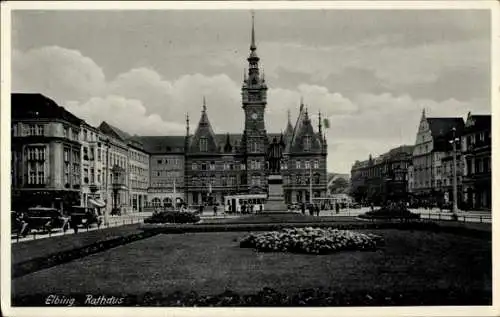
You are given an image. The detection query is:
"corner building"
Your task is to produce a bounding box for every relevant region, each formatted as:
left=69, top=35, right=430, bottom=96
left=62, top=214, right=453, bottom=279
left=184, top=17, right=328, bottom=206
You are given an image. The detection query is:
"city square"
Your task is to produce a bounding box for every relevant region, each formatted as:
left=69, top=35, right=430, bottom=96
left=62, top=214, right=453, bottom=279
left=3, top=4, right=495, bottom=313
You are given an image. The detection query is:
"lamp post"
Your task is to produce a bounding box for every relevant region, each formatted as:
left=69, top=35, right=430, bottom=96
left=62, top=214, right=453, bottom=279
left=449, top=127, right=460, bottom=216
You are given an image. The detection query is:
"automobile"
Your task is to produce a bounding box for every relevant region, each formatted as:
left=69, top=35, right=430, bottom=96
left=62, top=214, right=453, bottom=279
left=23, top=207, right=70, bottom=234
left=69, top=206, right=103, bottom=229
left=11, top=211, right=29, bottom=236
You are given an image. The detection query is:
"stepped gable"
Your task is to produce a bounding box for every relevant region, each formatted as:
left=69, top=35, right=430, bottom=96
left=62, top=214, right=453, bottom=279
left=288, top=104, right=322, bottom=153
left=188, top=98, right=220, bottom=154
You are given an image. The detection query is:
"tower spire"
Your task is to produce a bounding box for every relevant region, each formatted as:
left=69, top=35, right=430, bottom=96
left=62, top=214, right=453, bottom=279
left=250, top=10, right=256, bottom=51
left=202, top=96, right=207, bottom=112
left=318, top=110, right=323, bottom=135
left=186, top=113, right=190, bottom=136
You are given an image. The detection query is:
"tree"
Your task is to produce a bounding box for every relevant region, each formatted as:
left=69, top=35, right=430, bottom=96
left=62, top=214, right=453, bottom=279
left=329, top=177, right=349, bottom=194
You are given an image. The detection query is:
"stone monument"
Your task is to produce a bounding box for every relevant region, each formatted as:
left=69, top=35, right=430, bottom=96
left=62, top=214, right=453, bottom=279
left=264, top=135, right=288, bottom=213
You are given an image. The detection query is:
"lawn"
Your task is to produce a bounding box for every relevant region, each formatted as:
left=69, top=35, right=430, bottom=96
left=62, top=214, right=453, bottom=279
left=12, top=228, right=491, bottom=306
left=12, top=224, right=143, bottom=265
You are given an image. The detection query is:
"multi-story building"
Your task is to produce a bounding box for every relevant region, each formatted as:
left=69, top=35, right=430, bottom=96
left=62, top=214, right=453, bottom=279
left=350, top=145, right=413, bottom=204
left=133, top=136, right=185, bottom=208
left=461, top=113, right=491, bottom=210
left=184, top=18, right=327, bottom=206
left=11, top=93, right=83, bottom=211
left=350, top=159, right=369, bottom=203
left=11, top=18, right=328, bottom=212
left=127, top=139, right=150, bottom=212
left=98, top=122, right=130, bottom=215
left=412, top=109, right=464, bottom=201
left=79, top=122, right=102, bottom=208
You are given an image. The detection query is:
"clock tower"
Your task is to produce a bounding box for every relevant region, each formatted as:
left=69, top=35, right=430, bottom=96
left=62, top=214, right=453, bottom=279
left=242, top=13, right=268, bottom=154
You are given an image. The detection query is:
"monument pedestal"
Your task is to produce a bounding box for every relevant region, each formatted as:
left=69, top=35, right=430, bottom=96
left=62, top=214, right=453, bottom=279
left=264, top=175, right=288, bottom=213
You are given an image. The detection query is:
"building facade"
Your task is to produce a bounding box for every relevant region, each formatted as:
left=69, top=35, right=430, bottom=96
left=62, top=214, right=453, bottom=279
left=411, top=109, right=464, bottom=203
left=11, top=93, right=83, bottom=211
left=127, top=139, right=150, bottom=212
left=461, top=113, right=491, bottom=210
left=183, top=18, right=327, bottom=207
left=134, top=136, right=186, bottom=208
left=350, top=145, right=413, bottom=205
left=98, top=122, right=130, bottom=215
left=11, top=18, right=328, bottom=212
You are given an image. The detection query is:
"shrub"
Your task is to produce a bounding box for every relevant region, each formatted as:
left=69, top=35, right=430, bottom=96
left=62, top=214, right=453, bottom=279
left=144, top=211, right=201, bottom=224
left=240, top=227, right=383, bottom=254
left=359, top=205, right=420, bottom=220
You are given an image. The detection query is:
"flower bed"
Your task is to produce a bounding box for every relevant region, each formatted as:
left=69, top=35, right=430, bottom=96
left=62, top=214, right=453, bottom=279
left=359, top=206, right=420, bottom=220
left=144, top=211, right=200, bottom=224
left=240, top=227, right=383, bottom=254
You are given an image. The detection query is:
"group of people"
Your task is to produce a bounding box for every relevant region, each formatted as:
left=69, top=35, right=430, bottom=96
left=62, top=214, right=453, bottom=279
left=298, top=203, right=321, bottom=216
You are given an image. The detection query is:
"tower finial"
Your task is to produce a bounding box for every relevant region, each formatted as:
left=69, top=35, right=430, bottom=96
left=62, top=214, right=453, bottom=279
left=287, top=109, right=291, bottom=123
left=250, top=10, right=256, bottom=51
left=318, top=110, right=322, bottom=134
left=202, top=96, right=207, bottom=112
left=186, top=113, right=190, bottom=136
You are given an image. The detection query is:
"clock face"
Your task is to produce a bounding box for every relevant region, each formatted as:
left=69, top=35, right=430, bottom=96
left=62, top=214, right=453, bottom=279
left=251, top=112, right=258, bottom=120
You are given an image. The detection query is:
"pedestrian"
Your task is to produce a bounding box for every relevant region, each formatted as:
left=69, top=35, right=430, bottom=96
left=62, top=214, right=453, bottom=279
left=213, top=204, right=218, bottom=216
left=259, top=204, right=263, bottom=214
left=315, top=204, right=320, bottom=216
left=301, top=203, right=305, bottom=215
left=335, top=203, right=340, bottom=214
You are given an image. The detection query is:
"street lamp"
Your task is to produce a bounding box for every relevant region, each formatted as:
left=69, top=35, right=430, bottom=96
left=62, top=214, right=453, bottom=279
left=449, top=127, right=460, bottom=216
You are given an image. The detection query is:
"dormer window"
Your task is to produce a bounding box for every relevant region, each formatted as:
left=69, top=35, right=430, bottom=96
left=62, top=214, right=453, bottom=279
left=304, top=136, right=312, bottom=151
left=251, top=141, right=258, bottom=153
left=200, top=137, right=208, bottom=152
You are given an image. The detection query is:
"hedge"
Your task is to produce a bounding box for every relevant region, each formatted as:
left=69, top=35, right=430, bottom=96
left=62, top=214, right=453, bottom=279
left=144, top=211, right=200, bottom=224
left=12, top=231, right=158, bottom=278
left=141, top=221, right=491, bottom=240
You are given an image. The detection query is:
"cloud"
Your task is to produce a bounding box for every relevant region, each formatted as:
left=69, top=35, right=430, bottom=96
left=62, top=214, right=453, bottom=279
left=66, top=96, right=186, bottom=136
left=12, top=46, right=488, bottom=173
left=216, top=37, right=489, bottom=90
left=12, top=46, right=106, bottom=102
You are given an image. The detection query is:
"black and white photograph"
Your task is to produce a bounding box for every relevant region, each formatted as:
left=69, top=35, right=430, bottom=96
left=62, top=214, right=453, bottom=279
left=1, top=1, right=498, bottom=316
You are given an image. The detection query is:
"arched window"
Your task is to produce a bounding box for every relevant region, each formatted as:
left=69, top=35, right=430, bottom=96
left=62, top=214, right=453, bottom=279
left=163, top=197, right=172, bottom=207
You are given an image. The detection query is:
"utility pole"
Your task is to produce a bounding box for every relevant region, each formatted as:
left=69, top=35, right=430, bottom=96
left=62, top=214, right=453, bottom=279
left=449, top=127, right=460, bottom=216
left=309, top=165, right=313, bottom=206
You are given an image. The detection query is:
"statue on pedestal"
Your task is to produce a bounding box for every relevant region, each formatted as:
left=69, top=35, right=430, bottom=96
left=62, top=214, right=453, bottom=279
left=266, top=135, right=285, bottom=174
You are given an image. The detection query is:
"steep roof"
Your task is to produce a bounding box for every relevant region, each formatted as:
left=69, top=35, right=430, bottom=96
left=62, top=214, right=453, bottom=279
left=464, top=114, right=491, bottom=133
left=98, top=121, right=132, bottom=142
left=427, top=117, right=464, bottom=152
left=426, top=117, right=464, bottom=139
left=133, top=136, right=185, bottom=154
left=288, top=106, right=322, bottom=153
left=11, top=93, right=83, bottom=125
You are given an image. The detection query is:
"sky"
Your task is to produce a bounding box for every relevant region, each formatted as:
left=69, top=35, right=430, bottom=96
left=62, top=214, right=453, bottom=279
left=11, top=9, right=492, bottom=173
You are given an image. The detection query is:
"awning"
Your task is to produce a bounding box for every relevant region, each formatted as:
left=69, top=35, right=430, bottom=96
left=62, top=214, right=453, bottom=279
left=89, top=198, right=106, bottom=208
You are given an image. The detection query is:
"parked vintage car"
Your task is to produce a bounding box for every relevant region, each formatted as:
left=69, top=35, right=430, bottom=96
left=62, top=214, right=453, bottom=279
left=22, top=207, right=70, bottom=234
left=69, top=206, right=103, bottom=229
left=11, top=211, right=29, bottom=236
